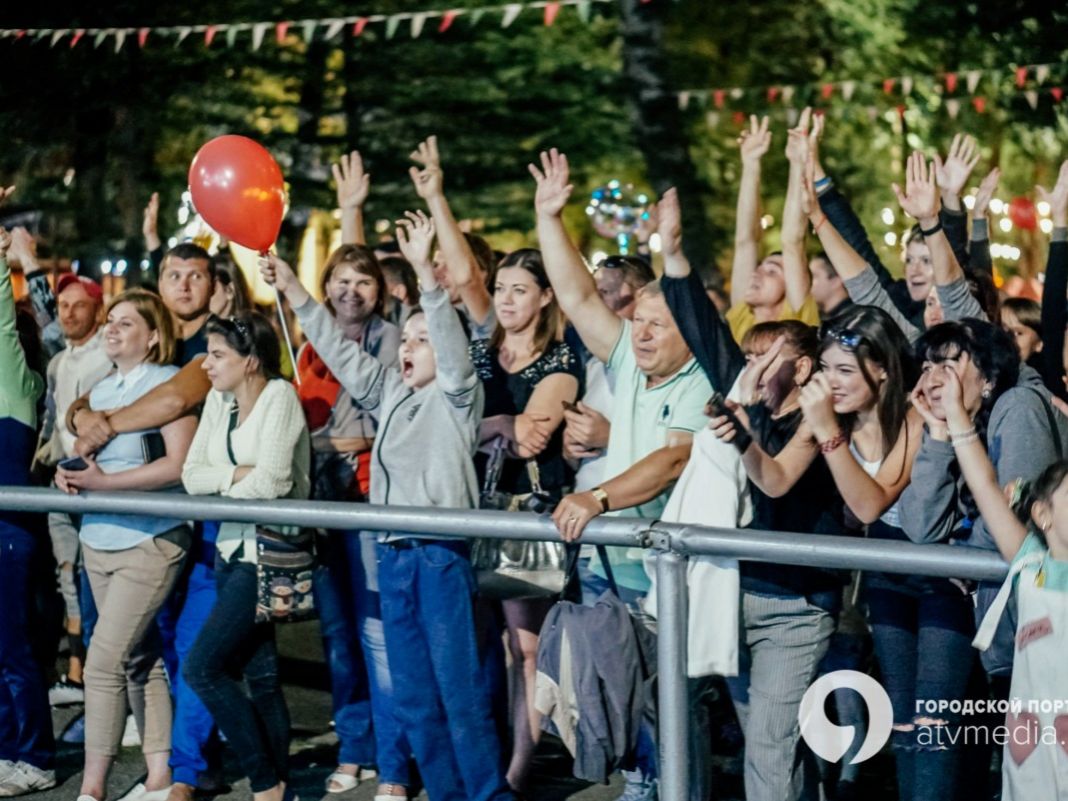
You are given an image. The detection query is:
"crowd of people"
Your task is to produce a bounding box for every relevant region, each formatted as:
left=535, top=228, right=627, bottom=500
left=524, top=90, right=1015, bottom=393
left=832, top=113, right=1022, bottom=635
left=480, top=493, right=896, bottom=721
left=1, top=111, right=1067, bottom=801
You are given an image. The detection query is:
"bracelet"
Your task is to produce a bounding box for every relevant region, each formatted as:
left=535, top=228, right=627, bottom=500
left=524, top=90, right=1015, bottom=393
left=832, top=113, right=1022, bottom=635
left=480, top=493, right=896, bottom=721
left=590, top=487, right=611, bottom=513
left=919, top=220, right=943, bottom=237
left=813, top=215, right=828, bottom=233
left=950, top=432, right=979, bottom=447
left=818, top=430, right=847, bottom=453
left=948, top=426, right=976, bottom=442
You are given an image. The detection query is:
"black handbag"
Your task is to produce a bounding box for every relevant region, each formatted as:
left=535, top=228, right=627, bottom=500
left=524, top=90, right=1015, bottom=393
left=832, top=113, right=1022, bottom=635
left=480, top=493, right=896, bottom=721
left=226, top=402, right=316, bottom=624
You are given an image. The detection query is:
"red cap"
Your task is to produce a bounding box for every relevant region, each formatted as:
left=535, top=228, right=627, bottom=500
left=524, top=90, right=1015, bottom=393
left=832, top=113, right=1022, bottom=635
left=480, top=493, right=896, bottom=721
left=56, top=273, right=104, bottom=303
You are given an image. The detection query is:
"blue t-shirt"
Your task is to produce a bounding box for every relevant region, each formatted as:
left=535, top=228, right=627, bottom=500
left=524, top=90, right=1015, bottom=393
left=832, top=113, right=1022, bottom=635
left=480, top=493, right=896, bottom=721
left=79, top=362, right=184, bottom=551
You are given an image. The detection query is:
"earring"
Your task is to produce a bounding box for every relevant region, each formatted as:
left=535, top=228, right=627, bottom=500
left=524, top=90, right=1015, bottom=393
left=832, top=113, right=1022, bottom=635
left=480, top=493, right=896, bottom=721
left=981, top=387, right=991, bottom=399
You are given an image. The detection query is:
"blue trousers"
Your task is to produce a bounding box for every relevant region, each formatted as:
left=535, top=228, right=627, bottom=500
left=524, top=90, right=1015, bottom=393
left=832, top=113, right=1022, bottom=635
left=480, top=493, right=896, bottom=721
left=0, top=530, right=55, bottom=770
left=315, top=532, right=406, bottom=780
left=80, top=567, right=99, bottom=646
left=377, top=540, right=513, bottom=801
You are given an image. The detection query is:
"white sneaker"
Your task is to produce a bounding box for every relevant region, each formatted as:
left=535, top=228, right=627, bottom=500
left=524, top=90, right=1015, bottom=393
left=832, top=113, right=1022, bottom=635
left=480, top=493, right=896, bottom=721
left=0, top=762, right=57, bottom=796
left=121, top=714, right=141, bottom=747
left=48, top=675, right=85, bottom=707
left=117, top=782, right=172, bottom=801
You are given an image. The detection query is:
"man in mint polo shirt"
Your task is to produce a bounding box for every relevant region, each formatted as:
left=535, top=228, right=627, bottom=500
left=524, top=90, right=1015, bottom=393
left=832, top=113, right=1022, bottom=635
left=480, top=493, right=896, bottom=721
left=530, top=149, right=714, bottom=598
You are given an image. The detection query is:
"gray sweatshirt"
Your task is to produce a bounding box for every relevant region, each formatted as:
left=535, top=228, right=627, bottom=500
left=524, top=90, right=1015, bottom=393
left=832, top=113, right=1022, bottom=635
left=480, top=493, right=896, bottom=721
left=293, top=286, right=485, bottom=532
left=898, top=366, right=1068, bottom=552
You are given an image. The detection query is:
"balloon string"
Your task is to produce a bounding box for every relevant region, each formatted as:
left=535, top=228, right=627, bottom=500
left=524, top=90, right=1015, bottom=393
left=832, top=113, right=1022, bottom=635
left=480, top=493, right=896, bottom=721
left=265, top=252, right=301, bottom=387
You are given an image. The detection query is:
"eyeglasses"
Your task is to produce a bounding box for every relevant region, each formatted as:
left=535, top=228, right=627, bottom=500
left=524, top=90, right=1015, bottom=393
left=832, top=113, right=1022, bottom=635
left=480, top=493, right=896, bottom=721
left=820, top=325, right=863, bottom=353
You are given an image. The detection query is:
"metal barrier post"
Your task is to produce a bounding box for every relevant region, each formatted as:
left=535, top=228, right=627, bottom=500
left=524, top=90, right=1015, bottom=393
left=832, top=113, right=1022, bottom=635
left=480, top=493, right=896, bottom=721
left=656, top=547, right=689, bottom=801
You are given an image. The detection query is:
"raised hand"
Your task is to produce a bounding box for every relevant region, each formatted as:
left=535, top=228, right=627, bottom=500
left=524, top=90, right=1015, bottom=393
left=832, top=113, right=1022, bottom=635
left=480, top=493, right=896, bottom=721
left=258, top=253, right=299, bottom=294
left=0, top=186, right=13, bottom=208
left=395, top=210, right=436, bottom=281
left=935, top=133, right=981, bottom=199
left=528, top=148, right=573, bottom=218
left=333, top=151, right=370, bottom=210
left=0, top=227, right=10, bottom=260
left=892, top=152, right=939, bottom=225
left=656, top=187, right=682, bottom=257
left=738, top=115, right=772, bottom=166
left=409, top=136, right=444, bottom=201
left=143, top=192, right=161, bottom=251
left=1036, top=160, right=1068, bottom=228
left=785, top=107, right=813, bottom=165
left=972, top=167, right=1000, bottom=218
left=800, top=145, right=820, bottom=219
left=7, top=227, right=38, bottom=272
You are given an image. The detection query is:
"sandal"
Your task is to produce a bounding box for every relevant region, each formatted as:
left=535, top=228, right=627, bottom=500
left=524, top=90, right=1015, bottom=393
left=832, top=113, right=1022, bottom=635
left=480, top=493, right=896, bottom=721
left=324, top=767, right=377, bottom=794
left=373, top=784, right=407, bottom=801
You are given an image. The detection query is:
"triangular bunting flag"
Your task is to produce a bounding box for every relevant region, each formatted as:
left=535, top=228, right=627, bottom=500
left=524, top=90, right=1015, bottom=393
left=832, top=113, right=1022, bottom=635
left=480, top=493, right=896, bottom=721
left=730, top=87, right=744, bottom=100
left=251, top=22, right=269, bottom=50
left=883, top=78, right=896, bottom=95
left=275, top=22, right=290, bottom=44
left=966, top=70, right=982, bottom=94
left=302, top=21, right=317, bottom=43
left=678, top=91, right=690, bottom=110
left=205, top=25, right=217, bottom=46
left=470, top=8, right=486, bottom=25
left=576, top=0, right=592, bottom=23
left=34, top=29, right=52, bottom=42
left=901, top=76, right=913, bottom=96
left=781, top=86, right=795, bottom=104
left=821, top=83, right=834, bottom=100
left=732, top=111, right=746, bottom=126
left=50, top=29, right=66, bottom=47
left=385, top=15, right=401, bottom=39
left=138, top=28, right=149, bottom=47
left=175, top=27, right=192, bottom=46
left=896, top=104, right=906, bottom=120
left=972, top=96, right=986, bottom=113
left=439, top=10, right=459, bottom=32
left=70, top=29, right=85, bottom=47
left=1051, top=87, right=1063, bottom=103
left=324, top=19, right=345, bottom=40
left=767, top=86, right=780, bottom=103
left=226, top=26, right=239, bottom=47
left=544, top=2, right=561, bottom=26
left=93, top=30, right=108, bottom=48
left=411, top=13, right=427, bottom=37
left=353, top=18, right=369, bottom=37
left=501, top=4, right=522, bottom=27
left=1025, top=90, right=1039, bottom=110
left=713, top=89, right=725, bottom=108
left=114, top=29, right=126, bottom=52
left=945, top=72, right=958, bottom=93
left=946, top=99, right=960, bottom=119
left=1037, top=65, right=1050, bottom=85
left=841, top=80, right=856, bottom=101
left=1016, top=66, right=1028, bottom=88
left=705, top=111, right=720, bottom=128
left=785, top=107, right=799, bottom=126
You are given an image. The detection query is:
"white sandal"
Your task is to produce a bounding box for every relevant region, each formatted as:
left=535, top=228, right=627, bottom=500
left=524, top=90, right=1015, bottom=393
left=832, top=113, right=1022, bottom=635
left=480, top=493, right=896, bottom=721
left=324, top=767, right=377, bottom=794
left=373, top=785, right=407, bottom=801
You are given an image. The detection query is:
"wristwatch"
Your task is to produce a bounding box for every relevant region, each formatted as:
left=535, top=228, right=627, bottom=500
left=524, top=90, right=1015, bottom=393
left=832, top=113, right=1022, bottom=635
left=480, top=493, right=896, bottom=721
left=590, top=486, right=611, bottom=513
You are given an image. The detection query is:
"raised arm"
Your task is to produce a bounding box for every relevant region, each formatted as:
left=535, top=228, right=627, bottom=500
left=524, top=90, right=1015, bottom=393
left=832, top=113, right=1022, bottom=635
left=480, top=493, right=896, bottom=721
left=410, top=136, right=493, bottom=325
left=0, top=231, right=44, bottom=427
left=143, top=193, right=164, bottom=277
left=731, top=115, right=771, bottom=306
left=968, top=167, right=999, bottom=276
left=530, top=149, right=622, bottom=362
left=334, top=151, right=370, bottom=246
left=782, top=108, right=815, bottom=310
left=934, top=133, right=981, bottom=267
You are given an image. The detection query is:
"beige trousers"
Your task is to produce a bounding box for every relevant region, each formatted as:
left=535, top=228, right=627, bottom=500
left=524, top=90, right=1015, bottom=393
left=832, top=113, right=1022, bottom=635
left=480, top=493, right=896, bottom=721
left=83, top=535, right=187, bottom=757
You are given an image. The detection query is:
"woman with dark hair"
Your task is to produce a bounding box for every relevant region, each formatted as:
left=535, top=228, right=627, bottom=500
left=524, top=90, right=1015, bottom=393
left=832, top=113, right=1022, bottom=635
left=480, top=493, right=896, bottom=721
left=181, top=310, right=310, bottom=801
left=467, top=247, right=581, bottom=792
left=379, top=256, right=420, bottom=328
left=209, top=257, right=253, bottom=318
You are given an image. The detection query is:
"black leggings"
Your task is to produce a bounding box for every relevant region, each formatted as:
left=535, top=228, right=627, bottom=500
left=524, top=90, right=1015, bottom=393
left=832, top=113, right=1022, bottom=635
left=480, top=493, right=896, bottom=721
left=183, top=558, right=290, bottom=793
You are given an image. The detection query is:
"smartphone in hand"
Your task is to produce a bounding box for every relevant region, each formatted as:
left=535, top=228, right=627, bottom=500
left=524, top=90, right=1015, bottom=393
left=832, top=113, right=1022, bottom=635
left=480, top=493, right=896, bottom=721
left=58, top=456, right=89, bottom=472
left=706, top=392, right=753, bottom=453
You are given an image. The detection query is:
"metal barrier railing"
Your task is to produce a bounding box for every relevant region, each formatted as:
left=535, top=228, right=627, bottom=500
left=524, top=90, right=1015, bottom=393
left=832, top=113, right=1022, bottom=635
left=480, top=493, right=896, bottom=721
left=0, top=487, right=1009, bottom=801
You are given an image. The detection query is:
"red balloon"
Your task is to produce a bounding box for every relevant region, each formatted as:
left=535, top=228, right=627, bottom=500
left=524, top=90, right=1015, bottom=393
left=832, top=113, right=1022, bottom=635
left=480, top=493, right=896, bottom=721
left=1008, top=196, right=1038, bottom=231
left=188, top=135, right=286, bottom=253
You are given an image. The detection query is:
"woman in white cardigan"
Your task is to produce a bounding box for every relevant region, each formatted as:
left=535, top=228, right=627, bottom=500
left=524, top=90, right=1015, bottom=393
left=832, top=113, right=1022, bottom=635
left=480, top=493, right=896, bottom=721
left=180, top=311, right=310, bottom=801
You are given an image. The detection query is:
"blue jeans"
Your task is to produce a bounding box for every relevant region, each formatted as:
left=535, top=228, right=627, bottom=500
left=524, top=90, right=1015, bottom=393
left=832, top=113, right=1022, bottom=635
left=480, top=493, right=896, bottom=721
left=0, top=530, right=55, bottom=770
left=184, top=558, right=289, bottom=793
left=377, top=539, right=513, bottom=801
left=315, top=532, right=406, bottom=780
left=864, top=577, right=975, bottom=801
left=80, top=566, right=99, bottom=647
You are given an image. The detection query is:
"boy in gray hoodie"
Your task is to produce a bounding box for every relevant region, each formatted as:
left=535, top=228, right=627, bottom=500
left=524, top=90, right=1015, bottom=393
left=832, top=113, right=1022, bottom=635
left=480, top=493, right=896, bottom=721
left=261, top=211, right=513, bottom=801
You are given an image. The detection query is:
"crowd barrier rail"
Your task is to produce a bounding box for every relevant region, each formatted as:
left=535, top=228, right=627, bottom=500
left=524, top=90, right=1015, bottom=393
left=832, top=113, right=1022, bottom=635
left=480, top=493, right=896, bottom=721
left=0, top=487, right=1010, bottom=801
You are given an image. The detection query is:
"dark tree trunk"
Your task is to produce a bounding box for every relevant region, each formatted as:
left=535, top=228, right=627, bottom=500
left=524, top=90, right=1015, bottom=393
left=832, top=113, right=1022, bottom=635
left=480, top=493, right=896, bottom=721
left=618, top=0, right=718, bottom=279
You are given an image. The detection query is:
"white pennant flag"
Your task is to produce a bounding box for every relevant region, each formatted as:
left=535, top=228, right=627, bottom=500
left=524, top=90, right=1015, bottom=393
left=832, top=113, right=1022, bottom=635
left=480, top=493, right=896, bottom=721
left=946, top=99, right=961, bottom=119
left=410, top=12, right=428, bottom=37
left=901, top=76, right=913, bottom=96
left=114, top=29, right=127, bottom=52
left=705, top=111, right=720, bottom=128
left=841, top=80, right=856, bottom=101
left=50, top=29, right=66, bottom=47
left=1025, top=90, right=1039, bottom=110
left=781, top=86, right=795, bottom=104
left=251, top=22, right=270, bottom=50
left=678, top=91, right=691, bottom=110
left=323, top=19, right=345, bottom=40
left=786, top=107, right=799, bottom=126
left=93, top=30, right=108, bottom=48
left=966, top=70, right=982, bottom=94
left=730, top=87, right=744, bottom=100
left=501, top=4, right=522, bottom=27
left=1037, top=65, right=1050, bottom=85
left=175, top=27, right=192, bottom=46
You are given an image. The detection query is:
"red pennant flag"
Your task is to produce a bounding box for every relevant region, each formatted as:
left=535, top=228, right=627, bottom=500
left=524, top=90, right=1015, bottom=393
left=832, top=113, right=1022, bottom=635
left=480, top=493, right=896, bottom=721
left=767, top=86, right=780, bottom=103
left=1051, top=87, right=1064, bottom=103
left=439, top=10, right=458, bottom=32
left=732, top=111, right=746, bottom=126
left=821, top=83, right=834, bottom=100
left=972, top=96, right=986, bottom=113
left=138, top=27, right=149, bottom=47
left=883, top=78, right=896, bottom=95
left=896, top=104, right=907, bottom=119
left=276, top=22, right=290, bottom=43
left=544, top=2, right=561, bottom=26
left=1016, top=66, right=1028, bottom=88
left=205, top=26, right=217, bottom=46
left=713, top=89, right=725, bottom=109
left=15, top=30, right=26, bottom=40
left=353, top=18, right=368, bottom=36
left=945, top=72, right=958, bottom=93
left=70, top=29, right=85, bottom=48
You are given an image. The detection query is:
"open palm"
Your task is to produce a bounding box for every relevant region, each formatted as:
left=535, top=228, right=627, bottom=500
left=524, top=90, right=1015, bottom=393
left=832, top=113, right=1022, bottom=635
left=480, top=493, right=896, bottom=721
left=529, top=148, right=573, bottom=217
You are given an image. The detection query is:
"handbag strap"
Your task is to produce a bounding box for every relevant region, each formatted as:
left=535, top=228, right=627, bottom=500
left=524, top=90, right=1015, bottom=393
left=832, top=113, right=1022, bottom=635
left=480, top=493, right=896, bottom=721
left=596, top=544, right=621, bottom=598
left=1027, top=386, right=1064, bottom=459
left=225, top=402, right=239, bottom=466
